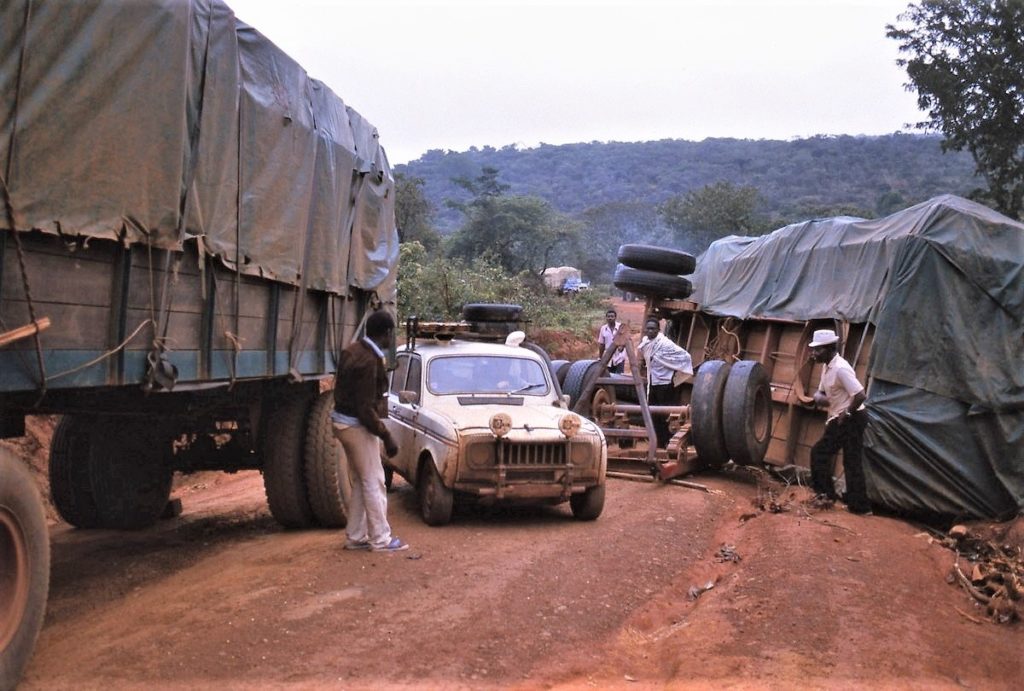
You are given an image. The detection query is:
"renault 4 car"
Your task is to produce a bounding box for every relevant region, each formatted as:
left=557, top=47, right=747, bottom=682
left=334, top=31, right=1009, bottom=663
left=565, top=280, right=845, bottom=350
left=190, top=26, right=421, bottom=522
left=384, top=325, right=607, bottom=525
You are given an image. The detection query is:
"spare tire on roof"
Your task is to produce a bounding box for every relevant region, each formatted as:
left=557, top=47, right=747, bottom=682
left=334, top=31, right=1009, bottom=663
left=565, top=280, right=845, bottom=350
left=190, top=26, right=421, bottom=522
left=613, top=264, right=693, bottom=300
left=617, top=244, right=697, bottom=275
left=461, top=303, right=523, bottom=322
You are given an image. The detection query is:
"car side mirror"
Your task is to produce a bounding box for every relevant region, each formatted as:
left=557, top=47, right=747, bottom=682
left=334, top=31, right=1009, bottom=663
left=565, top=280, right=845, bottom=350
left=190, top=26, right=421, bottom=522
left=561, top=393, right=571, bottom=409
left=399, top=390, right=419, bottom=405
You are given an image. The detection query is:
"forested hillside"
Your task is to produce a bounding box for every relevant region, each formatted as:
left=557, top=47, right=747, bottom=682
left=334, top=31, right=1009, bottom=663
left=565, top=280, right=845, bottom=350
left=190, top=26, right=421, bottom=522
left=397, top=134, right=977, bottom=233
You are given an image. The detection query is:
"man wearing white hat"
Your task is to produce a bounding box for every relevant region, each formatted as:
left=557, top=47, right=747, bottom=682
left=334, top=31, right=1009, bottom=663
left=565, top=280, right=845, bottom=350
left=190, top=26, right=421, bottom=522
left=808, top=328, right=871, bottom=515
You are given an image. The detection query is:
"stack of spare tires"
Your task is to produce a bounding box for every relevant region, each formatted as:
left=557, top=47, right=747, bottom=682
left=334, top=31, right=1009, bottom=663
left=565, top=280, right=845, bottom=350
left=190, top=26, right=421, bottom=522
left=612, top=244, right=697, bottom=300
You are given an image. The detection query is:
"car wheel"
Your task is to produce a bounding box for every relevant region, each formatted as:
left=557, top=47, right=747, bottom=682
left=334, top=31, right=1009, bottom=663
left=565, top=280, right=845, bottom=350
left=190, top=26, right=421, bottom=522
left=617, top=244, right=697, bottom=275
left=570, top=484, right=605, bottom=520
left=613, top=264, right=693, bottom=300
left=722, top=360, right=773, bottom=467
left=418, top=459, right=453, bottom=526
left=690, top=360, right=732, bottom=469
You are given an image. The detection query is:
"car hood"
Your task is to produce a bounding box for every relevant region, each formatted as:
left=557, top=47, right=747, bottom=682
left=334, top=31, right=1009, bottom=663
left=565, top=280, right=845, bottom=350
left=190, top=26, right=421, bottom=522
left=426, top=399, right=594, bottom=437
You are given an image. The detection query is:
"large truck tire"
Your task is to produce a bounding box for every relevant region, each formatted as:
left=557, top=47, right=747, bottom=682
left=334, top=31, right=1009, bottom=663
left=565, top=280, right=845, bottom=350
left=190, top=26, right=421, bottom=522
left=722, top=360, right=773, bottom=467
left=690, top=360, right=732, bottom=469
left=0, top=448, right=50, bottom=691
left=262, top=392, right=316, bottom=529
left=303, top=392, right=349, bottom=528
left=562, top=359, right=602, bottom=410
left=613, top=264, right=693, bottom=300
left=49, top=415, right=102, bottom=529
left=89, top=417, right=174, bottom=530
left=617, top=244, right=697, bottom=275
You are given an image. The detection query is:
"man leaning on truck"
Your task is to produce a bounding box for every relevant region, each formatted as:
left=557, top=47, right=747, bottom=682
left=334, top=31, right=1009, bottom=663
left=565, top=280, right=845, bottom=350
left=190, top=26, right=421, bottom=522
left=331, top=310, right=409, bottom=552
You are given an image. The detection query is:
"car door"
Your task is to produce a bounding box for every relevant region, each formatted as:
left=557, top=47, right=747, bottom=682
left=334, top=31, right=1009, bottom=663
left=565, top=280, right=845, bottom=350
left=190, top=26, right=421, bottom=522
left=387, top=352, right=422, bottom=475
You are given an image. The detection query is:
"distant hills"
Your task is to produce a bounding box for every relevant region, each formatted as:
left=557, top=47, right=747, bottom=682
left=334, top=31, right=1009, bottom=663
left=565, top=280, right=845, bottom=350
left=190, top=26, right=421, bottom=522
left=396, top=134, right=979, bottom=235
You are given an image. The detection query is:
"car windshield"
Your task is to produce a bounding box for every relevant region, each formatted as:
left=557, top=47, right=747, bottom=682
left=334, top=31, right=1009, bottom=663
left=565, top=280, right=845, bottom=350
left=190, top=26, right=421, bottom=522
left=428, top=355, right=550, bottom=395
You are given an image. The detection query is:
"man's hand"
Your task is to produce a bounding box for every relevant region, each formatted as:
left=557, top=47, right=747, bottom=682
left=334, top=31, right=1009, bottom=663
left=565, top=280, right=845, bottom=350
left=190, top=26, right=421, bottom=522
left=384, top=439, right=399, bottom=458
left=812, top=391, right=828, bottom=410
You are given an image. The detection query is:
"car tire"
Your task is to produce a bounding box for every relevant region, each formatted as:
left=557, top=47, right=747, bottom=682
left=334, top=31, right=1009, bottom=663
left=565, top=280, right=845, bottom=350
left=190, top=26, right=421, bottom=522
left=613, top=264, right=693, bottom=300
left=461, top=303, right=523, bottom=322
left=303, top=391, right=349, bottom=528
left=722, top=360, right=773, bottom=467
left=0, top=447, right=50, bottom=691
left=570, top=484, right=605, bottom=520
left=418, top=459, right=454, bottom=526
left=690, top=360, right=732, bottom=469
left=617, top=244, right=697, bottom=275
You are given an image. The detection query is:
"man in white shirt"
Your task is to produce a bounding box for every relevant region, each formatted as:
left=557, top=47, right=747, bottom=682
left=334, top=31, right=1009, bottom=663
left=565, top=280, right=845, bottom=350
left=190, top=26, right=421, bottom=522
left=597, top=309, right=627, bottom=374
left=638, top=316, right=693, bottom=447
left=808, top=328, right=870, bottom=515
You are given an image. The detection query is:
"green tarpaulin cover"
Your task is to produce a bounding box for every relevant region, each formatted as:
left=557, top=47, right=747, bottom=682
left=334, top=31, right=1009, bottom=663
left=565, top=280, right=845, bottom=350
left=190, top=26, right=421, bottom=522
left=692, top=195, right=1024, bottom=518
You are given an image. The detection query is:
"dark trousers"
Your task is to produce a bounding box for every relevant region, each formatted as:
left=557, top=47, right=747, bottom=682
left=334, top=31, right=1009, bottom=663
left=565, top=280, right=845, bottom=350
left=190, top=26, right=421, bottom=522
left=607, top=362, right=624, bottom=374
left=810, top=409, right=869, bottom=511
left=648, top=383, right=679, bottom=448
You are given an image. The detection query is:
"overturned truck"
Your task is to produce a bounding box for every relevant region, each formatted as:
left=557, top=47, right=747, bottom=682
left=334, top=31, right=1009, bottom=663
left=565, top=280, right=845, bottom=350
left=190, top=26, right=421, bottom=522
left=1, top=0, right=398, bottom=685
left=633, top=195, right=1024, bottom=521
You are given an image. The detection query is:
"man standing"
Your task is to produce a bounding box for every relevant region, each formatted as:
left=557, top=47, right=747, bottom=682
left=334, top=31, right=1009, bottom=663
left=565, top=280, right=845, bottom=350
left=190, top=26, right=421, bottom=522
left=638, top=316, right=693, bottom=448
left=332, top=310, right=409, bottom=552
left=808, top=328, right=871, bottom=515
left=597, top=309, right=627, bottom=374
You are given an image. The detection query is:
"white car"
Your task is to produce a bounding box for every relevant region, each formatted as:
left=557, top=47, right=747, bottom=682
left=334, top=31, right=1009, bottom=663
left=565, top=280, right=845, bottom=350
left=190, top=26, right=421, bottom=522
left=384, top=335, right=607, bottom=525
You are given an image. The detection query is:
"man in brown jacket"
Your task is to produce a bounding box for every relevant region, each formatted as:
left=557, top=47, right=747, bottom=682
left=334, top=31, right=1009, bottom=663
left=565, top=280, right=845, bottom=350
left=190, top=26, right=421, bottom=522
left=331, top=310, right=408, bottom=552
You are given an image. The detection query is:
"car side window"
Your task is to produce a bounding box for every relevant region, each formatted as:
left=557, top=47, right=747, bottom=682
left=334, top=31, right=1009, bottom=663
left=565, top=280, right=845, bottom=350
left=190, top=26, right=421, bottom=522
left=391, top=353, right=411, bottom=394
left=407, top=357, right=422, bottom=395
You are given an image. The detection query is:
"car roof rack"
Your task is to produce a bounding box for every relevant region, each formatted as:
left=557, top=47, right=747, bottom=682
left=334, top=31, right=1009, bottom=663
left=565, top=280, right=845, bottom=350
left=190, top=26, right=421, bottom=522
left=403, top=316, right=524, bottom=351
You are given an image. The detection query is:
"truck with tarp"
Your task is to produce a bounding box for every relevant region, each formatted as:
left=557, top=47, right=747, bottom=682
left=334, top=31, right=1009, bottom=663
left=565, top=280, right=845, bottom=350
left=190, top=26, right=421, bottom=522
left=1, top=0, right=398, bottom=685
left=640, top=195, right=1024, bottom=521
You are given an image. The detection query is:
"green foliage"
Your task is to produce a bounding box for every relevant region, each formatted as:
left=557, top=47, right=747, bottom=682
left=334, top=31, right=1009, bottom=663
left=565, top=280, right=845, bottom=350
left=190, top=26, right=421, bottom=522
left=397, top=242, right=604, bottom=337
left=660, top=181, right=764, bottom=249
left=394, top=173, right=440, bottom=251
left=445, top=169, right=580, bottom=276
left=887, top=1, right=1024, bottom=219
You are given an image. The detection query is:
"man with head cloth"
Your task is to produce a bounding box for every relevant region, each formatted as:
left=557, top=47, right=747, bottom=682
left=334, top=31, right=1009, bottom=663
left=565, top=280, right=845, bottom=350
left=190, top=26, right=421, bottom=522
left=638, top=316, right=693, bottom=448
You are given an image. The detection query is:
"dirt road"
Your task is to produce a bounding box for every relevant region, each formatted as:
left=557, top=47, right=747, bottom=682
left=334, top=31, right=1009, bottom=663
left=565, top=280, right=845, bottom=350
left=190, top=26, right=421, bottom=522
left=18, top=465, right=1023, bottom=690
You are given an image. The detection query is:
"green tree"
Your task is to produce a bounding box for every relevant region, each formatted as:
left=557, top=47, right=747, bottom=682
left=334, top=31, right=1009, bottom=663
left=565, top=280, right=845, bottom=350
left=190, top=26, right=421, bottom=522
left=887, top=0, right=1024, bottom=219
left=446, top=168, right=578, bottom=275
left=660, top=181, right=763, bottom=249
left=395, top=173, right=440, bottom=250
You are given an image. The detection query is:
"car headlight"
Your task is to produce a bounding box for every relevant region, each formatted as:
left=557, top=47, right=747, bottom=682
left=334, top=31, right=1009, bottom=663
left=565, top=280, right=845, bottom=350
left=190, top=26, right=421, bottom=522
left=558, top=414, right=582, bottom=438
left=468, top=441, right=496, bottom=467
left=490, top=412, right=512, bottom=437
left=569, top=441, right=593, bottom=466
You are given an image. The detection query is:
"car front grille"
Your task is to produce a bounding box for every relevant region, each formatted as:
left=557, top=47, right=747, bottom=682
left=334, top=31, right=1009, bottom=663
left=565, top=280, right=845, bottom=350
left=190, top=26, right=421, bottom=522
left=500, top=441, right=567, bottom=466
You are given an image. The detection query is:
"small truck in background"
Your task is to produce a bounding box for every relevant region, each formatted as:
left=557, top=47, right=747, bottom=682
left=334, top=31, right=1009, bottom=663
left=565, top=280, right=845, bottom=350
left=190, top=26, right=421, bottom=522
left=1, top=0, right=398, bottom=685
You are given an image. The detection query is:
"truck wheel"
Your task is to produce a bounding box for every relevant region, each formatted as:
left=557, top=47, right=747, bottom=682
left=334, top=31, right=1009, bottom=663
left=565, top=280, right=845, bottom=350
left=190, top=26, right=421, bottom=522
left=461, top=303, right=523, bottom=322
left=0, top=448, right=50, bottom=691
left=303, top=392, right=349, bottom=528
left=418, top=459, right=453, bottom=526
left=262, top=393, right=316, bottom=529
left=613, top=264, right=693, bottom=300
left=49, top=415, right=102, bottom=528
left=617, top=244, right=697, bottom=275
left=570, top=484, right=605, bottom=521
left=562, top=359, right=602, bottom=410
left=551, top=360, right=571, bottom=386
left=691, top=360, right=732, bottom=469
left=722, top=361, right=773, bottom=467
left=89, top=417, right=174, bottom=530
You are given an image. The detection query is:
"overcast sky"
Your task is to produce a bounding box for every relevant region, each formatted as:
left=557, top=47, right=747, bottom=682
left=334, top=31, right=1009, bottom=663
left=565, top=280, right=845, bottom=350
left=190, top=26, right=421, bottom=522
left=227, top=0, right=924, bottom=166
